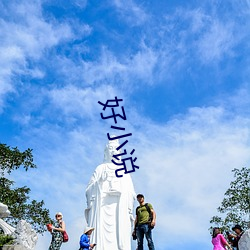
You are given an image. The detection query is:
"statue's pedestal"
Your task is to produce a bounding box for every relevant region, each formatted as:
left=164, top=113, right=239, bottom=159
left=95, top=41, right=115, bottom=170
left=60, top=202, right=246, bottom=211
left=1, top=245, right=26, bottom=250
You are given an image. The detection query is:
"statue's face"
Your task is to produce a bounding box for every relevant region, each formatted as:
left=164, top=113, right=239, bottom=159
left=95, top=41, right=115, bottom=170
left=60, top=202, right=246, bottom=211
left=108, top=144, right=117, bottom=158
left=104, top=141, right=120, bottom=163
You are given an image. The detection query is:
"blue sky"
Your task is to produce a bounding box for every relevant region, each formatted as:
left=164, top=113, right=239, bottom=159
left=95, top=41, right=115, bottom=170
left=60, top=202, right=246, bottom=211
left=1, top=0, right=250, bottom=249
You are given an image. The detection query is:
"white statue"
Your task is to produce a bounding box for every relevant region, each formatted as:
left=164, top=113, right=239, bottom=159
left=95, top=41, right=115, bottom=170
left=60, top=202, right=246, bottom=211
left=0, top=203, right=37, bottom=250
left=239, top=229, right=250, bottom=250
left=13, top=220, right=38, bottom=250
left=85, top=138, right=136, bottom=250
left=0, top=202, right=15, bottom=235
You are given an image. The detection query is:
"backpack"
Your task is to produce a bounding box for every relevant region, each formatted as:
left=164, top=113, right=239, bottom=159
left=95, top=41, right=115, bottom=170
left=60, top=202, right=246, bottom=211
left=136, top=203, right=154, bottom=229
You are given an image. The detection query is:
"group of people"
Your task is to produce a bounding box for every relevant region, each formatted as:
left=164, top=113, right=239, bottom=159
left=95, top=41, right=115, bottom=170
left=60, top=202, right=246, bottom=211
left=48, top=193, right=156, bottom=250
left=48, top=201, right=246, bottom=250
left=47, top=212, right=96, bottom=250
left=212, top=224, right=245, bottom=250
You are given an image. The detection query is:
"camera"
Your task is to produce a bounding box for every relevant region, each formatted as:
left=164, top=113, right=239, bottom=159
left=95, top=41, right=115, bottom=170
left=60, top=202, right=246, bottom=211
left=132, top=231, right=137, bottom=240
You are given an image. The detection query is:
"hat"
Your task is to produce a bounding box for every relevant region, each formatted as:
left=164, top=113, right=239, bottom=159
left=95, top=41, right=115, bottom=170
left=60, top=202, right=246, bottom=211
left=55, top=212, right=63, bottom=218
left=137, top=194, right=144, bottom=198
left=84, top=227, right=94, bottom=234
left=232, top=225, right=243, bottom=231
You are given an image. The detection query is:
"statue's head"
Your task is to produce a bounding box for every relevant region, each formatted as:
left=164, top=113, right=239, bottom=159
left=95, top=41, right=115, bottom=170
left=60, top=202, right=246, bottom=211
left=0, top=202, right=10, bottom=218
left=103, top=136, right=121, bottom=163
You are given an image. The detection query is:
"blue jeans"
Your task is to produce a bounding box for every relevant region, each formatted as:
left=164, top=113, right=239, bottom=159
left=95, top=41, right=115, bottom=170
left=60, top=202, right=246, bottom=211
left=136, top=223, right=155, bottom=250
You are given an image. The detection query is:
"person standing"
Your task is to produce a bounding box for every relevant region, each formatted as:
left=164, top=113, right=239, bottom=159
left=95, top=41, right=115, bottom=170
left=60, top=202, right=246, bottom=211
left=49, top=212, right=66, bottom=250
left=211, top=227, right=232, bottom=250
left=79, top=227, right=96, bottom=250
left=133, top=194, right=156, bottom=250
left=231, top=225, right=244, bottom=250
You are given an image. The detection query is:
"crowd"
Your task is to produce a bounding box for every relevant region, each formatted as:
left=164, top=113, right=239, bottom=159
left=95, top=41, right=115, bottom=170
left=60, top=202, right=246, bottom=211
left=47, top=193, right=156, bottom=250
left=47, top=197, right=246, bottom=250
left=212, top=224, right=245, bottom=250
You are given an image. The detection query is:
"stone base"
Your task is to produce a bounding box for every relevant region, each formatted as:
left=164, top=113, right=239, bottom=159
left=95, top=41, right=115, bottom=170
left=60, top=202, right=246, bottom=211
left=2, top=245, right=26, bottom=250
left=239, top=229, right=250, bottom=250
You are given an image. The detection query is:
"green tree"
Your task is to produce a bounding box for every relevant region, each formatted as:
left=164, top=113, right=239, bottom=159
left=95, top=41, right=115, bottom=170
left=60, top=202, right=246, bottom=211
left=210, top=167, right=250, bottom=232
left=0, top=143, right=52, bottom=233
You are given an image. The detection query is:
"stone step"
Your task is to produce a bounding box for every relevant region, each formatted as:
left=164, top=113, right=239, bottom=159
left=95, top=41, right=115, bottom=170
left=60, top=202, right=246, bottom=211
left=1, top=245, right=26, bottom=250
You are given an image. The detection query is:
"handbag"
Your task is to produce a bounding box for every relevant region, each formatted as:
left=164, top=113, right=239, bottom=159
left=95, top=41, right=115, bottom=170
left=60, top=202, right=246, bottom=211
left=62, top=231, right=69, bottom=242
left=46, top=224, right=52, bottom=232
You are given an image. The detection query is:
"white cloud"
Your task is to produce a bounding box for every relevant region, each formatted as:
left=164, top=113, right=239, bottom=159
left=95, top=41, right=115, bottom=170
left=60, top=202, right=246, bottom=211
left=82, top=48, right=127, bottom=85
left=127, top=43, right=158, bottom=84
left=73, top=0, right=87, bottom=9
left=196, top=20, right=235, bottom=63
left=189, top=8, right=210, bottom=33
left=48, top=84, right=118, bottom=119
left=0, top=1, right=75, bottom=111
left=0, top=45, right=25, bottom=110
left=224, top=84, right=250, bottom=114
left=0, top=2, right=73, bottom=58
left=81, top=45, right=158, bottom=86
left=112, top=0, right=148, bottom=26
left=159, top=7, right=240, bottom=68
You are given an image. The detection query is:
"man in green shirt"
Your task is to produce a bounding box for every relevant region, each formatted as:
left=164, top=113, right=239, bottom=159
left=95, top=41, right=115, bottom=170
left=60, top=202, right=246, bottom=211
left=133, top=194, right=156, bottom=250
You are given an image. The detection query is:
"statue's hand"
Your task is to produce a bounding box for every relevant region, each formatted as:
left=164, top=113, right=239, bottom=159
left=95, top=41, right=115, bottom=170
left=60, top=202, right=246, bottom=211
left=129, top=213, right=134, bottom=222
left=102, top=171, right=108, bottom=180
